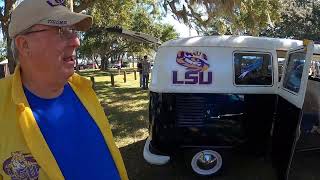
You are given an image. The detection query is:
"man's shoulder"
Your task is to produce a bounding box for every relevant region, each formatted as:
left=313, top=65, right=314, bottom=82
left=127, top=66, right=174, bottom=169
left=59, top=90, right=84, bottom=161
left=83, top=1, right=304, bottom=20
left=68, top=73, right=94, bottom=92
left=0, top=75, right=13, bottom=93
left=0, top=76, right=13, bottom=118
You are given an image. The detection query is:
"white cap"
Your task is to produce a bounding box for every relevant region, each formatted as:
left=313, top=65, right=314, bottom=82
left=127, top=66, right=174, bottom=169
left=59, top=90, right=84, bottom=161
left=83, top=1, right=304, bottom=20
left=9, top=0, right=93, bottom=38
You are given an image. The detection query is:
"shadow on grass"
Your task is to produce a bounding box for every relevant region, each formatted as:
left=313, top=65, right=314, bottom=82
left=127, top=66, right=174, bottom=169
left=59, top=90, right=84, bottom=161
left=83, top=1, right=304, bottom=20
left=119, top=139, right=271, bottom=180
left=290, top=151, right=320, bottom=180
left=120, top=140, right=298, bottom=180
left=120, top=139, right=192, bottom=180
left=121, top=140, right=320, bottom=180
left=107, top=108, right=148, bottom=139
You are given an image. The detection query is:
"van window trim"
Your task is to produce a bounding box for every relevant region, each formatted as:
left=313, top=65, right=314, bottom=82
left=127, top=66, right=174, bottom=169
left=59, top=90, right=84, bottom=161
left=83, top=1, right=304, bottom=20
left=232, top=51, right=274, bottom=87
left=281, top=48, right=306, bottom=95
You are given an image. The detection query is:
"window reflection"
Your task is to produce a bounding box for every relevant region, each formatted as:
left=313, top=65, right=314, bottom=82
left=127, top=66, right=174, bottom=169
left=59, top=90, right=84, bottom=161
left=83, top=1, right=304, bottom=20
left=283, top=52, right=306, bottom=93
left=234, top=53, right=272, bottom=85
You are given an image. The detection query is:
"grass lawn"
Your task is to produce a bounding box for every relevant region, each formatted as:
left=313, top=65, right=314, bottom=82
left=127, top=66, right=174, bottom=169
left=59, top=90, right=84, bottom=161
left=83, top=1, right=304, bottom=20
left=78, top=69, right=149, bottom=148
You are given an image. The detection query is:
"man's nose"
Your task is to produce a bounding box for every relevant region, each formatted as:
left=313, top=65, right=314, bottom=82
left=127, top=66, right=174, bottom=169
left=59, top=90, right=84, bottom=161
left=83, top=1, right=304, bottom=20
left=67, top=35, right=80, bottom=49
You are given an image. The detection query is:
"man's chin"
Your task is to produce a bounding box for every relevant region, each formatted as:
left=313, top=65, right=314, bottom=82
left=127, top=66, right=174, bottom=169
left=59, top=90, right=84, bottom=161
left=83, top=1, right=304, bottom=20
left=63, top=69, right=75, bottom=79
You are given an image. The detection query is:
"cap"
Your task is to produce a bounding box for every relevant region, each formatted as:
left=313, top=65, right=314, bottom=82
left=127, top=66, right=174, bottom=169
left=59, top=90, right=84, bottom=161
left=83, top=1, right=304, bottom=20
left=9, top=0, right=93, bottom=38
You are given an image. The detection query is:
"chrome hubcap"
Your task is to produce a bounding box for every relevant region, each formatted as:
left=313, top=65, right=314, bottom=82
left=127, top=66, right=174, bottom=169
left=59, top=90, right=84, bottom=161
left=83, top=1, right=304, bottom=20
left=191, top=150, right=222, bottom=175
left=196, top=152, right=218, bottom=170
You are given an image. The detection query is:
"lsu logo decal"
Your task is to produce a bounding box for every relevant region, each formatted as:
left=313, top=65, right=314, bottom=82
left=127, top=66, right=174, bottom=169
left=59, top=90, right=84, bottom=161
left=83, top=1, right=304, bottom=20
left=173, top=51, right=212, bottom=84
left=3, top=151, right=40, bottom=180
left=176, top=51, right=209, bottom=72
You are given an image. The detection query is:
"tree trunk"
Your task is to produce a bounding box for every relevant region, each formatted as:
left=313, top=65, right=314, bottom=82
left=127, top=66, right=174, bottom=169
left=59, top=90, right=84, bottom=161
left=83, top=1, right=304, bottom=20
left=1, top=0, right=16, bottom=74
left=94, top=59, right=99, bottom=69
left=69, top=0, right=73, bottom=12
left=4, top=26, right=15, bottom=74
left=101, top=55, right=109, bottom=71
left=100, top=58, right=105, bottom=70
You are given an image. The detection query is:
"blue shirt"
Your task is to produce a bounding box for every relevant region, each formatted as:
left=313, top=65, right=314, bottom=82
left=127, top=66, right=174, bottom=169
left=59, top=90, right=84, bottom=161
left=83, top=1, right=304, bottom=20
left=24, top=83, right=120, bottom=180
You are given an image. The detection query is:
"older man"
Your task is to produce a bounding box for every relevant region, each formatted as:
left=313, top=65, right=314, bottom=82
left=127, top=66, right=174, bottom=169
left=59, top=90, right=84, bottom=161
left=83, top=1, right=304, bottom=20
left=0, top=0, right=128, bottom=180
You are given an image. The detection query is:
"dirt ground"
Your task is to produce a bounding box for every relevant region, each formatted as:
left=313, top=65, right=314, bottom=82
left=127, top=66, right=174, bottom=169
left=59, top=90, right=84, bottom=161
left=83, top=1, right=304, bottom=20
left=120, top=139, right=320, bottom=180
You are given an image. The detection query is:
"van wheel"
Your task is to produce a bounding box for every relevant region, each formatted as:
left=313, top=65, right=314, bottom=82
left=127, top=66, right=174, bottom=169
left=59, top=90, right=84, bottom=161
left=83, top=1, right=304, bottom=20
left=188, top=149, right=223, bottom=176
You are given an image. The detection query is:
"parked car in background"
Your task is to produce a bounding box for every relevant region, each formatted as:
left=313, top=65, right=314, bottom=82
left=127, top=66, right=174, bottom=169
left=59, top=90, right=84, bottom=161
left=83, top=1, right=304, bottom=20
left=122, top=62, right=129, bottom=68
left=109, top=61, right=129, bottom=68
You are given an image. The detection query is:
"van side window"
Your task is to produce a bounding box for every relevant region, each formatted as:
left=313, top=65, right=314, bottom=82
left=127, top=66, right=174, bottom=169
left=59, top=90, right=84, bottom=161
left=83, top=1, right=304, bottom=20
left=282, top=52, right=306, bottom=93
left=234, top=53, right=272, bottom=85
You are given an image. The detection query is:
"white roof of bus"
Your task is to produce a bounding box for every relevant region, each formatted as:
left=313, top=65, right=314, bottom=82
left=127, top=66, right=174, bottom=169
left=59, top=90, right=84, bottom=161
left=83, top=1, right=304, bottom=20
left=162, top=35, right=320, bottom=53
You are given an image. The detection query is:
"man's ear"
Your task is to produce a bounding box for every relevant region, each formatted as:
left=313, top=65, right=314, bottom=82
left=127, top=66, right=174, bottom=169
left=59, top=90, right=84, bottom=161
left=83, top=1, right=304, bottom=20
left=15, top=35, right=31, bottom=57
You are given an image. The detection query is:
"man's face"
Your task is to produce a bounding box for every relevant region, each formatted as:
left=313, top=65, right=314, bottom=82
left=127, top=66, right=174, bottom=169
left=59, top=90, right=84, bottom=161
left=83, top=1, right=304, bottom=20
left=20, top=24, right=80, bottom=82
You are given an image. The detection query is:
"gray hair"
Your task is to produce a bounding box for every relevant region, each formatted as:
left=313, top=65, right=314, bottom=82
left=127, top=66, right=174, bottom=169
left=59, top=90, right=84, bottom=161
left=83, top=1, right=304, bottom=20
left=11, top=38, right=19, bottom=63
left=10, top=26, right=34, bottom=63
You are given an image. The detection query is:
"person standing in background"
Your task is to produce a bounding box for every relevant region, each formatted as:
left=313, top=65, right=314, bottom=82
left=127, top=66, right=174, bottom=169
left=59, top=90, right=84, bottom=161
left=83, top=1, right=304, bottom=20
left=141, top=55, right=151, bottom=89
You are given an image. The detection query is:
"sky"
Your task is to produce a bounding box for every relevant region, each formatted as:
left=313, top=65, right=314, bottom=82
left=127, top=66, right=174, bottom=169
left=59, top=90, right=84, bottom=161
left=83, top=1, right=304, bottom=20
left=162, top=13, right=198, bottom=38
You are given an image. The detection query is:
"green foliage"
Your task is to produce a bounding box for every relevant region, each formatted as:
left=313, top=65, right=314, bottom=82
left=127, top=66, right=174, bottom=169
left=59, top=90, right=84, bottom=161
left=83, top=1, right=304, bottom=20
left=262, top=0, right=320, bottom=41
left=0, top=40, right=6, bottom=61
left=79, top=0, right=178, bottom=69
left=161, top=0, right=281, bottom=36
left=158, top=24, right=179, bottom=42
left=233, top=0, right=281, bottom=36
left=78, top=0, right=138, bottom=67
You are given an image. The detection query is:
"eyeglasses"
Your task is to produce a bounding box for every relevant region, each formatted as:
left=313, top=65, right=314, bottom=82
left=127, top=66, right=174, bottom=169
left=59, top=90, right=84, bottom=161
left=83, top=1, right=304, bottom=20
left=22, top=27, right=78, bottom=40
